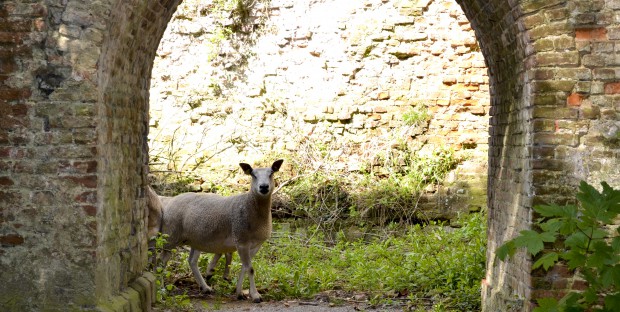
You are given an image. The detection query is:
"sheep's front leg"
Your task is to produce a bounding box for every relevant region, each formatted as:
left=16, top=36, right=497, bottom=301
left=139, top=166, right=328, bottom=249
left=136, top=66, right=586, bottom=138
left=189, top=248, right=213, bottom=293
left=236, top=246, right=261, bottom=303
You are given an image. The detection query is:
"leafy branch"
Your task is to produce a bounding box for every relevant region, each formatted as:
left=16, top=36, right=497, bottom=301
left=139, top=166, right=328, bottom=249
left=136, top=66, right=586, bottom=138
left=497, top=181, right=620, bottom=312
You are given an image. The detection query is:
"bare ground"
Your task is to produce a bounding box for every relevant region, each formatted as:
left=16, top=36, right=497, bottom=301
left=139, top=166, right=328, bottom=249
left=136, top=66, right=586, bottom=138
left=152, top=286, right=412, bottom=312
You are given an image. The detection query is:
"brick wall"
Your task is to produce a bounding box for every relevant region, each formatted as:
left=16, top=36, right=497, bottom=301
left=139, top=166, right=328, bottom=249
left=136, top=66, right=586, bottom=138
left=0, top=0, right=618, bottom=311
left=459, top=0, right=620, bottom=310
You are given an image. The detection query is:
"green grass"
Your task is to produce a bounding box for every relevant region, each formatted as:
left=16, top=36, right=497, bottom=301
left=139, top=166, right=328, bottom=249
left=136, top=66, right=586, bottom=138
left=155, top=213, right=486, bottom=311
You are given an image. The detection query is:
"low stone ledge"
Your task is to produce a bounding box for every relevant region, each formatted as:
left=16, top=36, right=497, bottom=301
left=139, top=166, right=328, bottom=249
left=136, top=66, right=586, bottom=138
left=97, top=272, right=156, bottom=312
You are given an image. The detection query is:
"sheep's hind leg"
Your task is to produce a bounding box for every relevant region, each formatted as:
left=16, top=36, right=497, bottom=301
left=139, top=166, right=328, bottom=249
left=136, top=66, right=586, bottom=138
left=205, top=253, right=222, bottom=281
left=189, top=248, right=213, bottom=293
left=223, top=252, right=232, bottom=281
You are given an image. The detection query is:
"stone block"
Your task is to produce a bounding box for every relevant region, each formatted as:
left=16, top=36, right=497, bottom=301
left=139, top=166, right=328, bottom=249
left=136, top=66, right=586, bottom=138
left=120, top=288, right=141, bottom=312
left=97, top=294, right=130, bottom=312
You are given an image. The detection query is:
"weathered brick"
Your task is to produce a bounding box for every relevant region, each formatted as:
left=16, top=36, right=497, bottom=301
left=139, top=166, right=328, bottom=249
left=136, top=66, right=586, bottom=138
left=75, top=191, right=97, bottom=204
left=0, top=44, right=32, bottom=58
left=528, top=22, right=572, bottom=40
left=0, top=32, right=28, bottom=44
left=533, top=133, right=579, bottom=146
left=30, top=191, right=55, bottom=205
left=582, top=54, right=607, bottom=67
left=534, top=51, right=579, bottom=67
left=592, top=69, right=615, bottom=80
left=82, top=205, right=97, bottom=216
left=0, top=57, right=17, bottom=74
left=0, top=88, right=32, bottom=101
left=62, top=175, right=97, bottom=188
left=522, top=12, right=545, bottom=30
left=59, top=160, right=97, bottom=174
left=575, top=27, right=607, bottom=40
left=604, top=82, right=620, bottom=94
left=573, top=13, right=596, bottom=25
left=0, top=20, right=31, bottom=32
left=566, top=93, right=584, bottom=106
left=544, top=7, right=568, bottom=21
left=522, top=0, right=566, bottom=14
left=532, top=107, right=579, bottom=119
left=533, top=119, right=556, bottom=132
left=0, top=234, right=24, bottom=246
left=607, top=26, right=620, bottom=40
left=0, top=176, right=14, bottom=186
left=533, top=80, right=576, bottom=93
left=580, top=105, right=600, bottom=119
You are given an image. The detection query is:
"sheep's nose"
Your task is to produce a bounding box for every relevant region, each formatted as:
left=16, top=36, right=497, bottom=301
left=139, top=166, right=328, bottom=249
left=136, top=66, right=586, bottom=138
left=259, top=184, right=269, bottom=194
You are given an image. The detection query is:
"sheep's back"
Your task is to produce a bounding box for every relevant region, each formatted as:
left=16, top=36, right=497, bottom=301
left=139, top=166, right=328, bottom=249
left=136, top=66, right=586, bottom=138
left=163, top=192, right=246, bottom=253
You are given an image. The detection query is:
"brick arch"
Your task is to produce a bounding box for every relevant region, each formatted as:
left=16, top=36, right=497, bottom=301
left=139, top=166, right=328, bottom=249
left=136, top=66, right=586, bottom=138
left=94, top=0, right=182, bottom=305
left=456, top=1, right=534, bottom=310
left=0, top=0, right=618, bottom=311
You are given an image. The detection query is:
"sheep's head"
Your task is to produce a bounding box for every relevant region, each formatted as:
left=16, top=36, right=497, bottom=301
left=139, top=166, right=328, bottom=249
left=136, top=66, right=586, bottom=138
left=240, top=159, right=284, bottom=197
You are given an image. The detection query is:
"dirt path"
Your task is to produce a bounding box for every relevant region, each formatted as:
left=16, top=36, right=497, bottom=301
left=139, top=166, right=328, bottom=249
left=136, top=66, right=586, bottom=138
left=153, top=292, right=409, bottom=312
left=188, top=299, right=398, bottom=311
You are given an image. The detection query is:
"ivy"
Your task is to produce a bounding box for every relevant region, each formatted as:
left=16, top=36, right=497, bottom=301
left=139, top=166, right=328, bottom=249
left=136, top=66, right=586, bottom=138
left=497, top=181, right=620, bottom=312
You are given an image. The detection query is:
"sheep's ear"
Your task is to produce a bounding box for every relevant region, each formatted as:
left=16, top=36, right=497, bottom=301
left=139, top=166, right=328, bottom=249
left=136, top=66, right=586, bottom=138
left=271, top=159, right=284, bottom=172
left=239, top=163, right=253, bottom=175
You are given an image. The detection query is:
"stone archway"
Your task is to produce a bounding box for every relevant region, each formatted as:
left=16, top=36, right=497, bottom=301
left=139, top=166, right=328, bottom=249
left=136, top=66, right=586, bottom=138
left=0, top=0, right=618, bottom=311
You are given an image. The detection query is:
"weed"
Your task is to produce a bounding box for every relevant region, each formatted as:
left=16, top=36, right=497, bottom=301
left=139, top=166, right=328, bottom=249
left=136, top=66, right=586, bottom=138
left=149, top=233, right=193, bottom=311
left=275, top=145, right=461, bottom=226
left=403, top=105, right=431, bottom=127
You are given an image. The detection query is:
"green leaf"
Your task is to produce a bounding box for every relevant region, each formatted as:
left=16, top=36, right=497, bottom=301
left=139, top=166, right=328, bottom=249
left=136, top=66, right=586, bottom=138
left=533, top=297, right=559, bottom=312
left=533, top=252, right=559, bottom=271
left=563, top=249, right=587, bottom=269
left=599, top=265, right=620, bottom=288
left=589, top=241, right=614, bottom=268
left=577, top=181, right=602, bottom=210
left=612, top=236, right=620, bottom=252
left=496, top=240, right=516, bottom=261
left=604, top=292, right=620, bottom=311
left=558, top=292, right=583, bottom=312
left=535, top=204, right=577, bottom=218
left=582, top=287, right=598, bottom=305
left=539, top=219, right=562, bottom=233
left=601, top=181, right=620, bottom=214
left=513, top=230, right=547, bottom=256
left=564, top=232, right=588, bottom=250
left=558, top=217, right=579, bottom=236
left=539, top=231, right=557, bottom=243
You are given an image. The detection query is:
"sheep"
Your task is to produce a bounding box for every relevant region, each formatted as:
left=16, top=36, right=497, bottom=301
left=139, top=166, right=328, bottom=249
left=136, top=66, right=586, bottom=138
left=146, top=186, right=233, bottom=280
left=146, top=186, right=165, bottom=238
left=157, top=159, right=284, bottom=302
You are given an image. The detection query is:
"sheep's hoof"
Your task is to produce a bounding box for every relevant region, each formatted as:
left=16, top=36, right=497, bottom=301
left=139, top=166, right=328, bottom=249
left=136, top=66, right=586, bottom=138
left=236, top=294, right=246, bottom=300
left=252, top=297, right=262, bottom=303
left=200, top=286, right=214, bottom=294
